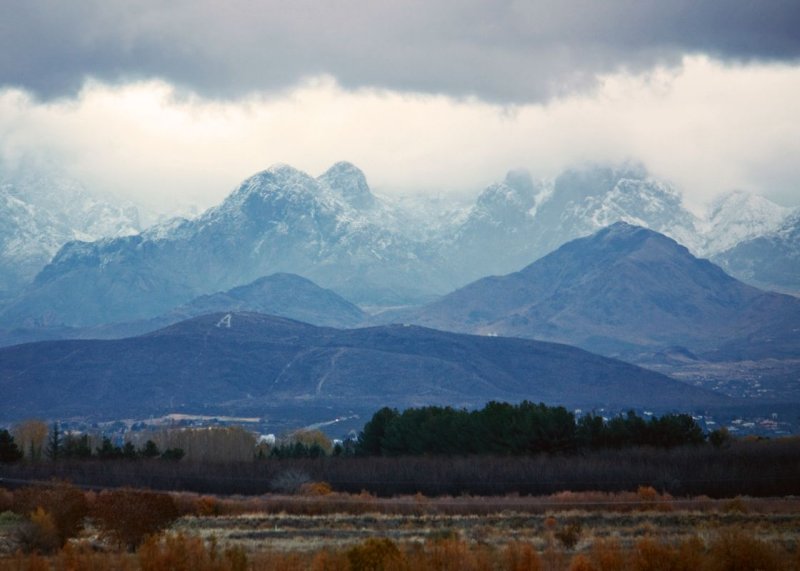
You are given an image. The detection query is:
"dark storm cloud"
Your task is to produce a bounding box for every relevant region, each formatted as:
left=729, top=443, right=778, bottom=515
left=2, top=0, right=800, bottom=102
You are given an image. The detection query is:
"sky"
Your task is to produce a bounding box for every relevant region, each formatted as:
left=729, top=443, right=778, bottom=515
left=1, top=0, right=799, bottom=214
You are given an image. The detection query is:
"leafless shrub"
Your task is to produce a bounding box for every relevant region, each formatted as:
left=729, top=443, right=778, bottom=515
left=93, top=488, right=179, bottom=550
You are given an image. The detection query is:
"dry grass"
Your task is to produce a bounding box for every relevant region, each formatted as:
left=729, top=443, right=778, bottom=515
left=1, top=532, right=798, bottom=571
left=169, top=487, right=800, bottom=518
left=2, top=485, right=800, bottom=569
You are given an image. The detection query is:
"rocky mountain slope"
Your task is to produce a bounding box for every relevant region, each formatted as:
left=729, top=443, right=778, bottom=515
left=0, top=272, right=365, bottom=347
left=713, top=211, right=800, bottom=294
left=446, top=164, right=794, bottom=286
left=405, top=222, right=800, bottom=359
left=1, top=160, right=795, bottom=330
left=0, top=163, right=452, bottom=328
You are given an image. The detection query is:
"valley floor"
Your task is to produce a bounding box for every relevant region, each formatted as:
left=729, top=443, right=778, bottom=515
left=2, top=493, right=800, bottom=569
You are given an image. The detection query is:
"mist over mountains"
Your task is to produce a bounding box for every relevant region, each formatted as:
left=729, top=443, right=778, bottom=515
left=0, top=159, right=798, bottom=424
left=0, top=164, right=143, bottom=300
left=715, top=210, right=800, bottom=294
left=0, top=160, right=795, bottom=332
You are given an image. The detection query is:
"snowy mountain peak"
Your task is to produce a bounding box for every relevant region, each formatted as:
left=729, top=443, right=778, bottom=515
left=318, top=161, right=376, bottom=209
left=227, top=164, right=326, bottom=207
left=475, top=169, right=541, bottom=214
left=0, top=164, right=144, bottom=296
left=701, top=190, right=793, bottom=255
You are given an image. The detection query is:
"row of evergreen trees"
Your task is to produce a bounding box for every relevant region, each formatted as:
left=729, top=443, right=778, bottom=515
left=1, top=404, right=714, bottom=464
left=357, top=402, right=706, bottom=456
left=0, top=425, right=184, bottom=463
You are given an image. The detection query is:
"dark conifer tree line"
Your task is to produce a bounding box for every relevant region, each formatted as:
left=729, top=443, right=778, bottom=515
left=357, top=402, right=706, bottom=457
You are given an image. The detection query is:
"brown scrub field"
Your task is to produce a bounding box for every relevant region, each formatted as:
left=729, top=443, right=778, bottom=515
left=1, top=486, right=800, bottom=570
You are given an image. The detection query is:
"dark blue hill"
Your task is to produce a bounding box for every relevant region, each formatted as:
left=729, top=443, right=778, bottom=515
left=0, top=312, right=727, bottom=422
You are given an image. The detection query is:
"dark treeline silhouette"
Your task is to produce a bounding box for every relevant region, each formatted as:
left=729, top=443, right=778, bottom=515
left=58, top=432, right=185, bottom=462
left=1, top=438, right=799, bottom=498
left=1, top=403, right=794, bottom=498
left=0, top=429, right=24, bottom=462
left=357, top=402, right=705, bottom=457
left=0, top=422, right=187, bottom=464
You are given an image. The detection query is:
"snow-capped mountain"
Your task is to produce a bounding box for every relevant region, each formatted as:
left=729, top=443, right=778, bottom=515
left=700, top=190, right=793, bottom=255
left=443, top=163, right=795, bottom=290
left=446, top=169, right=544, bottom=282
left=0, top=163, right=451, bottom=327
left=445, top=163, right=704, bottom=283
left=532, top=163, right=703, bottom=257
left=1, top=158, right=795, bottom=329
left=0, top=165, right=142, bottom=300
left=713, top=210, right=800, bottom=293
left=319, top=161, right=377, bottom=210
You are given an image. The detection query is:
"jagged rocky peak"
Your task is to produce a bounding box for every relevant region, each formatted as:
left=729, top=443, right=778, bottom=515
left=707, top=190, right=790, bottom=228
left=553, top=161, right=649, bottom=201
left=232, top=163, right=315, bottom=194
left=700, top=190, right=792, bottom=255
left=221, top=163, right=330, bottom=214
left=318, top=161, right=376, bottom=209
left=475, top=168, right=538, bottom=212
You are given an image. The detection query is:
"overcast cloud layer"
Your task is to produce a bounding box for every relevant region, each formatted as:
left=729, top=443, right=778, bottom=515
left=1, top=1, right=799, bottom=214
left=3, top=0, right=800, bottom=102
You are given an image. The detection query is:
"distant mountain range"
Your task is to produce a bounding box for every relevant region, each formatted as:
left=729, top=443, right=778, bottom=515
left=714, top=211, right=800, bottom=295
left=0, top=160, right=796, bottom=332
left=0, top=163, right=142, bottom=301
left=0, top=272, right=366, bottom=347
left=0, top=159, right=798, bottom=422
left=400, top=222, right=800, bottom=360
left=0, top=163, right=454, bottom=328
left=445, top=164, right=796, bottom=287
left=0, top=312, right=729, bottom=423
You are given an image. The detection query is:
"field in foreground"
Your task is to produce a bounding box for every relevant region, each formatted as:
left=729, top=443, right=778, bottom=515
left=2, top=487, right=800, bottom=570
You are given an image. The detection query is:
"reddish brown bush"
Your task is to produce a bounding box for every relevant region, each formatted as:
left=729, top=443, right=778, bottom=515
left=706, top=529, right=782, bottom=571
left=3, top=551, right=50, bottom=571
left=301, top=481, right=334, bottom=496
left=347, top=538, right=404, bottom=571
left=675, top=537, right=705, bottom=570
left=504, top=541, right=543, bottom=571
left=0, top=488, right=13, bottom=512
left=554, top=523, right=582, bottom=550
left=58, top=541, right=131, bottom=570
left=630, top=538, right=680, bottom=571
left=12, top=482, right=88, bottom=546
left=14, top=506, right=60, bottom=554
left=412, top=537, right=495, bottom=571
left=195, top=496, right=221, bottom=516
left=589, top=539, right=626, bottom=571
left=722, top=496, right=748, bottom=514
left=138, top=533, right=248, bottom=571
left=93, top=488, right=179, bottom=550
left=310, top=549, right=350, bottom=571
left=568, top=554, right=596, bottom=571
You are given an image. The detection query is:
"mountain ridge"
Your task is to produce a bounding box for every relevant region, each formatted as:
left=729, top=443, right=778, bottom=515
left=1, top=160, right=795, bottom=331
left=0, top=311, right=730, bottom=423
left=402, top=222, right=800, bottom=358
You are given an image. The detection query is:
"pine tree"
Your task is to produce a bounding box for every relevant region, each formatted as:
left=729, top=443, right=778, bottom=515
left=141, top=439, right=160, bottom=458
left=63, top=433, right=92, bottom=459
left=0, top=429, right=23, bottom=463
left=46, top=422, right=62, bottom=461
